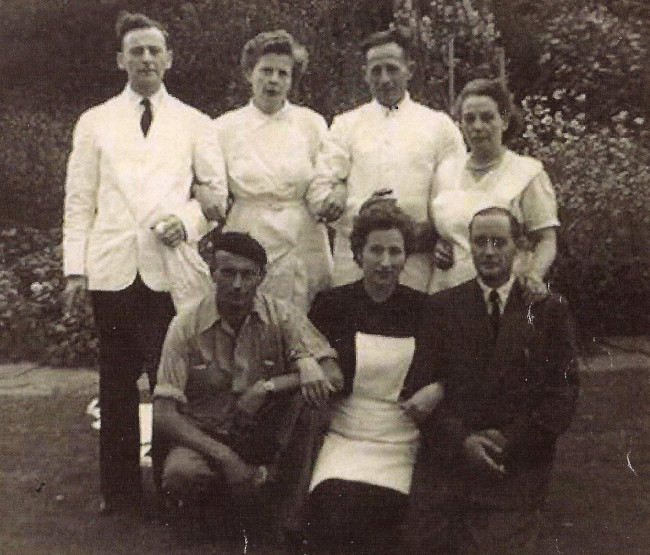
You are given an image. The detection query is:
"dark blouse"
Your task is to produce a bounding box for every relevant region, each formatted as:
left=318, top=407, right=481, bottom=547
left=308, top=280, right=434, bottom=397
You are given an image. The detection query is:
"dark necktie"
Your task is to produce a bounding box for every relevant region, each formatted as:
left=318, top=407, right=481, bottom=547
left=489, top=289, right=501, bottom=338
left=140, top=98, right=152, bottom=137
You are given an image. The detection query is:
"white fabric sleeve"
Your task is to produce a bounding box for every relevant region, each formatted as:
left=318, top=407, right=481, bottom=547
left=62, top=112, right=99, bottom=276
left=520, top=169, right=560, bottom=232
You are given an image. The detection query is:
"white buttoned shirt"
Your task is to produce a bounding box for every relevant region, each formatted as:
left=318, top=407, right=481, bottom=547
left=314, top=93, right=465, bottom=291
left=63, top=85, right=227, bottom=291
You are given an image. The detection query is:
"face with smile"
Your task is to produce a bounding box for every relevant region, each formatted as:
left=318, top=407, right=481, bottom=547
left=247, top=53, right=293, bottom=115
left=470, top=212, right=517, bottom=288
left=117, top=27, right=171, bottom=97
left=211, top=251, right=264, bottom=317
left=359, top=228, right=406, bottom=292
left=460, top=95, right=508, bottom=159
left=364, top=42, right=413, bottom=108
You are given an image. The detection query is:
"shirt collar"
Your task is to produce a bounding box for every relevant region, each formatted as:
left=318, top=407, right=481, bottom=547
left=476, top=274, right=516, bottom=315
left=371, top=91, right=412, bottom=115
left=124, top=84, right=167, bottom=111
left=211, top=293, right=270, bottom=333
left=247, top=99, right=292, bottom=122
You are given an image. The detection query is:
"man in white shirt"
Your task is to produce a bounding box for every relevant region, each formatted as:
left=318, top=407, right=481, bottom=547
left=62, top=12, right=226, bottom=515
left=315, top=29, right=466, bottom=292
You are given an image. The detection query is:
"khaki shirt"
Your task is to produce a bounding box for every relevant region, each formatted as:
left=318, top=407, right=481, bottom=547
left=154, top=292, right=336, bottom=436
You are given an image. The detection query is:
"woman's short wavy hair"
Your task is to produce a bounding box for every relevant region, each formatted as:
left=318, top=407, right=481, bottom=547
left=453, top=78, right=513, bottom=121
left=350, top=196, right=416, bottom=266
left=240, top=30, right=308, bottom=77
left=453, top=78, right=524, bottom=141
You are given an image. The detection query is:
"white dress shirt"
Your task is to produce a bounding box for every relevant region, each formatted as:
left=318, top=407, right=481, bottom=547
left=314, top=93, right=465, bottom=291
left=63, top=85, right=227, bottom=291
left=214, top=101, right=332, bottom=310
left=477, top=274, right=517, bottom=316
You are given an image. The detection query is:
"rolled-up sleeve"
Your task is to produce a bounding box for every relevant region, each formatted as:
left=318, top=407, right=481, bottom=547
left=63, top=112, right=99, bottom=276
left=153, top=315, right=192, bottom=405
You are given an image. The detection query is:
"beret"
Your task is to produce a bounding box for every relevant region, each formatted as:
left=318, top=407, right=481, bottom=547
left=208, top=230, right=268, bottom=269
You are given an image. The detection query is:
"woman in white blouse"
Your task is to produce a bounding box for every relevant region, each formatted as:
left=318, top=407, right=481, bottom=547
left=211, top=31, right=333, bottom=312
left=429, top=78, right=559, bottom=294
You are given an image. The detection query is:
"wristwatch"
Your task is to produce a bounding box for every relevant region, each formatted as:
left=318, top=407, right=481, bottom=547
left=262, top=379, right=276, bottom=394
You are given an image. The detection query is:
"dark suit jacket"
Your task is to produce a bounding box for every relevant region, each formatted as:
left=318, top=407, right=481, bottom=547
left=412, top=278, right=579, bottom=510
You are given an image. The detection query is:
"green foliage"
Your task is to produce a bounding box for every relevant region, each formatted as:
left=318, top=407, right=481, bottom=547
left=395, top=0, right=501, bottom=110
left=0, top=227, right=97, bottom=366
left=514, top=94, right=650, bottom=335
left=534, top=3, right=646, bottom=125
left=0, top=0, right=648, bottom=364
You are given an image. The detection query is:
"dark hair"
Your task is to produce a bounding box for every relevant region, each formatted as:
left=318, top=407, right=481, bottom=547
left=115, top=11, right=168, bottom=51
left=240, top=30, right=308, bottom=77
left=469, top=206, right=523, bottom=242
left=350, top=196, right=416, bottom=266
left=203, top=230, right=268, bottom=272
left=454, top=78, right=513, bottom=121
left=453, top=78, right=525, bottom=141
left=361, top=29, right=412, bottom=60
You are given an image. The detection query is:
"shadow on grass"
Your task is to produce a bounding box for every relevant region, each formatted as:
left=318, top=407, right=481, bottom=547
left=0, top=368, right=648, bottom=553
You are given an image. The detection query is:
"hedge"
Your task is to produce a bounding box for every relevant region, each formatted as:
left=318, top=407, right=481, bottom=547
left=0, top=0, right=648, bottom=363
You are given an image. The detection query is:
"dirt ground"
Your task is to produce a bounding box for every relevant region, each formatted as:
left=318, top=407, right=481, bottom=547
left=0, top=361, right=648, bottom=554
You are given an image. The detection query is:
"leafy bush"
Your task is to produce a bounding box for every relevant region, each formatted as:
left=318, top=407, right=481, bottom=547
left=0, top=0, right=647, bottom=365
left=395, top=0, right=501, bottom=110
left=0, top=227, right=97, bottom=366
left=515, top=94, right=650, bottom=335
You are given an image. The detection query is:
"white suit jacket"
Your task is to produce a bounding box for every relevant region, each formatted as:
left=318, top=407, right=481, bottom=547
left=63, top=86, right=227, bottom=291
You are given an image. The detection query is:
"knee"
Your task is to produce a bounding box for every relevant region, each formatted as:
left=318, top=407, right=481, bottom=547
left=161, top=447, right=217, bottom=501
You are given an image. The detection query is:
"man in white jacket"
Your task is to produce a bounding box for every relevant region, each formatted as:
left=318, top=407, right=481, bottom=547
left=62, top=11, right=226, bottom=515
left=315, top=29, right=465, bottom=292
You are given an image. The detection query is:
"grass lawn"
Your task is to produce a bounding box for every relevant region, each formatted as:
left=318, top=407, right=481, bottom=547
left=0, top=367, right=648, bottom=554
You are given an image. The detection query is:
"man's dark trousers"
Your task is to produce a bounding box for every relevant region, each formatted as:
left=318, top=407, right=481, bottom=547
left=91, top=275, right=175, bottom=505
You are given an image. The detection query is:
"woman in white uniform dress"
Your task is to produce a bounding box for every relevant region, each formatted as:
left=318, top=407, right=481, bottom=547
left=213, top=31, right=333, bottom=312
left=429, top=78, right=559, bottom=294
left=306, top=196, right=444, bottom=554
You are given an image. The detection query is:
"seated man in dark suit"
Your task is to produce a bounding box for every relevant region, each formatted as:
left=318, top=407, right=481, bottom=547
left=409, top=206, right=579, bottom=554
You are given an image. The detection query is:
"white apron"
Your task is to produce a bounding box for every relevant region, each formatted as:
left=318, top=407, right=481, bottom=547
left=310, top=333, right=419, bottom=495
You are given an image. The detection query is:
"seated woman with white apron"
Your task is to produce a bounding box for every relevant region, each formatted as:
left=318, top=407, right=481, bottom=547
left=306, top=194, right=444, bottom=554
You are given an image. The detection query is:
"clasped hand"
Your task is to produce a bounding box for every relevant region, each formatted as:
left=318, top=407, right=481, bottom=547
left=463, top=429, right=507, bottom=475
left=400, top=382, right=444, bottom=423
left=317, top=184, right=347, bottom=223
left=152, top=215, right=187, bottom=248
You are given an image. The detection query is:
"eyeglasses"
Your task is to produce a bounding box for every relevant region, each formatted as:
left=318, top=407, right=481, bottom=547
left=471, top=237, right=510, bottom=249
left=213, top=267, right=261, bottom=282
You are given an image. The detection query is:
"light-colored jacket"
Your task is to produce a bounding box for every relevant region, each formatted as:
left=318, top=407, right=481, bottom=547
left=63, top=86, right=227, bottom=291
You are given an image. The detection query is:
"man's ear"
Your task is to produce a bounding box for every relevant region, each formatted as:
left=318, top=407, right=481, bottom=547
left=116, top=52, right=125, bottom=71
left=165, top=50, right=173, bottom=70
left=407, top=60, right=415, bottom=79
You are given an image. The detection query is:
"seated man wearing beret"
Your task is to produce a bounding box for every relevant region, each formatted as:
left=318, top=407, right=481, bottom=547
left=153, top=230, right=342, bottom=539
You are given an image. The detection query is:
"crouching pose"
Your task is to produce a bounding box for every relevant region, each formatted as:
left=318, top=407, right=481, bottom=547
left=153, top=231, right=341, bottom=540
